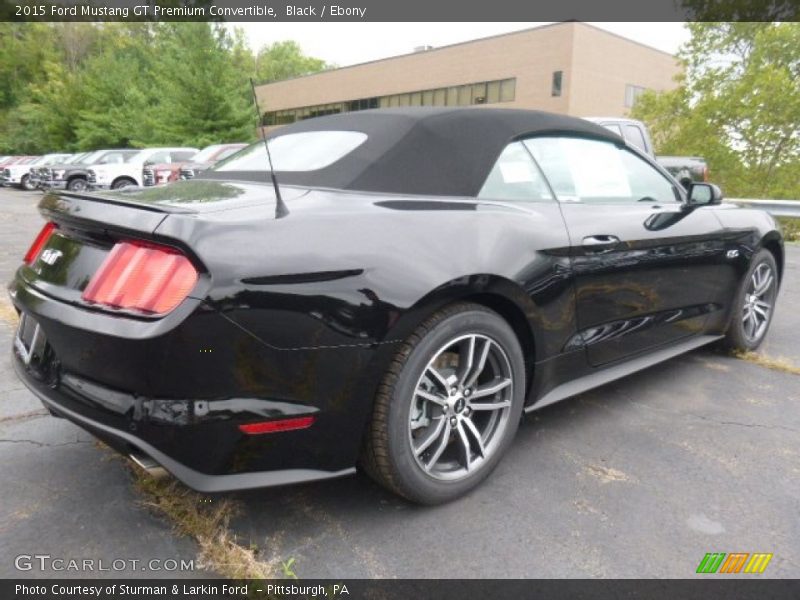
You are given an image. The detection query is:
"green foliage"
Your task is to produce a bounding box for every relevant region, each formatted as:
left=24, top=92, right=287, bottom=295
left=151, top=24, right=254, bottom=147
left=0, top=24, right=328, bottom=153
left=776, top=217, right=800, bottom=243
left=254, top=41, right=331, bottom=84
left=632, top=23, right=800, bottom=200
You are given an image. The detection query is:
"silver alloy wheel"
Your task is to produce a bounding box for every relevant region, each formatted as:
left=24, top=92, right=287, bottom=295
left=68, top=179, right=87, bottom=191
left=408, top=333, right=513, bottom=481
left=742, top=262, right=774, bottom=342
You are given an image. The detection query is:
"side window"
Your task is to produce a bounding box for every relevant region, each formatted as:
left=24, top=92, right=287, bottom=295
left=524, top=137, right=678, bottom=204
left=623, top=125, right=647, bottom=153
left=602, top=123, right=622, bottom=136
left=147, top=152, right=170, bottom=164
left=104, top=153, right=125, bottom=164
left=478, top=142, right=553, bottom=202
left=172, top=151, right=196, bottom=162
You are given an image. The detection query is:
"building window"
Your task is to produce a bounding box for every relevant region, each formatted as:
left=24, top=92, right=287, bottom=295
left=446, top=86, right=458, bottom=106
left=551, top=71, right=563, bottom=97
left=625, top=84, right=647, bottom=108
left=499, top=78, right=515, bottom=102
left=471, top=82, right=487, bottom=104
left=260, top=77, right=517, bottom=126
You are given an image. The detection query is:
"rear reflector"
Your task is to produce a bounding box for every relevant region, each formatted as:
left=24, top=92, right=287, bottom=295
left=24, top=222, right=56, bottom=264
left=82, top=241, right=198, bottom=314
left=238, top=416, right=315, bottom=435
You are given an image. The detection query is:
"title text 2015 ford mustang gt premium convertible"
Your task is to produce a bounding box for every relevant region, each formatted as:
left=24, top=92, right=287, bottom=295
left=9, top=109, right=782, bottom=504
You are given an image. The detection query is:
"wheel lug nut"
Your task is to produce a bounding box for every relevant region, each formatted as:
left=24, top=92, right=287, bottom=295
left=464, top=389, right=471, bottom=396
left=449, top=417, right=457, bottom=427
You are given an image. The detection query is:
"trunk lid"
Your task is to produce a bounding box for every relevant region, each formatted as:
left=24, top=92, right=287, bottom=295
left=22, top=180, right=302, bottom=310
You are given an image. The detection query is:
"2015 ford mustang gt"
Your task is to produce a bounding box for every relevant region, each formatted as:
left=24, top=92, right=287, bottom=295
left=9, top=108, right=783, bottom=504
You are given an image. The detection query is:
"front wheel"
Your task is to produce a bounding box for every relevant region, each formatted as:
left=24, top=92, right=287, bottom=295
left=722, top=249, right=779, bottom=352
left=361, top=303, right=526, bottom=504
left=112, top=178, right=136, bottom=190
left=21, top=175, right=35, bottom=191
left=67, top=177, right=87, bottom=192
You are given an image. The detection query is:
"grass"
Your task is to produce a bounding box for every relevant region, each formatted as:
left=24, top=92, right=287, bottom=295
left=130, top=466, right=279, bottom=579
left=732, top=350, right=800, bottom=376
left=0, top=298, right=18, bottom=328
left=776, top=217, right=800, bottom=243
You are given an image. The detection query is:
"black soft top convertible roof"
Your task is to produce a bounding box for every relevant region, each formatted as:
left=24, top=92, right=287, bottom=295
left=206, top=107, right=621, bottom=197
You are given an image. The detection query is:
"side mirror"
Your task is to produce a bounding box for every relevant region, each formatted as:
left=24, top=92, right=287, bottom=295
left=687, top=182, right=723, bottom=206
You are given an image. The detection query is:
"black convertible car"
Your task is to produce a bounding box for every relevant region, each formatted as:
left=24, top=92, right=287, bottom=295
left=10, top=108, right=782, bottom=504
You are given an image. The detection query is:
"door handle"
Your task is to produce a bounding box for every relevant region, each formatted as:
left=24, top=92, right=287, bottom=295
left=582, top=235, right=620, bottom=253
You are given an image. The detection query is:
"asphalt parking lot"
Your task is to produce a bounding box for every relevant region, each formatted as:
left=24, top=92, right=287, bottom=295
left=0, top=188, right=798, bottom=579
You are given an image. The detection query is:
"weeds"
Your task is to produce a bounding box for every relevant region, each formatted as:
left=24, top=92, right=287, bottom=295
left=732, top=350, right=800, bottom=376
left=130, top=466, right=278, bottom=579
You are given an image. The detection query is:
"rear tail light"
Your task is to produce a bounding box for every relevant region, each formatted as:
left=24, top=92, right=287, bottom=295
left=238, top=416, right=315, bottom=435
left=703, top=165, right=709, bottom=182
left=82, top=241, right=198, bottom=314
left=24, top=222, right=57, bottom=264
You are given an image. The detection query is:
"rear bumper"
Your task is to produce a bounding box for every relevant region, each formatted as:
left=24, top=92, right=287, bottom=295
left=13, top=357, right=354, bottom=492
left=9, top=272, right=389, bottom=492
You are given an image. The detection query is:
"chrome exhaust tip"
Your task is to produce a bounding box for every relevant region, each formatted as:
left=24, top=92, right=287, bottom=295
left=129, top=450, right=168, bottom=478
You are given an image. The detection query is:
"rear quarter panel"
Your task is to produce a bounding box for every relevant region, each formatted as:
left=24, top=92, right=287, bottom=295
left=153, top=191, right=576, bottom=363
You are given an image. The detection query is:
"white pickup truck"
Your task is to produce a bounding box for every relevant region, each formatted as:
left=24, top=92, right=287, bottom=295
left=585, top=117, right=708, bottom=189
left=2, top=154, right=72, bottom=190
left=87, top=147, right=198, bottom=190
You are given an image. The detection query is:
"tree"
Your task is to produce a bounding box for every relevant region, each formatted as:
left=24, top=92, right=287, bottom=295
left=0, top=24, right=328, bottom=153
left=632, top=23, right=800, bottom=199
left=254, top=41, right=330, bottom=84
left=150, top=23, right=255, bottom=147
left=73, top=25, right=162, bottom=149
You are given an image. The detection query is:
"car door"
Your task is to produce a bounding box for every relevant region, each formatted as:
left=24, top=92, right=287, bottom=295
left=524, top=135, right=728, bottom=366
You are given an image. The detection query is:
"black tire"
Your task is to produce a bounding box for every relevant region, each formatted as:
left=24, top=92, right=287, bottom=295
left=361, top=302, right=526, bottom=504
left=21, top=175, right=35, bottom=191
left=721, top=248, right=779, bottom=352
left=112, top=178, right=136, bottom=190
left=67, top=177, right=87, bottom=192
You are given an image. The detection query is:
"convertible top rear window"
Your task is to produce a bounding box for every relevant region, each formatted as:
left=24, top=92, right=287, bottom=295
left=213, top=131, right=368, bottom=173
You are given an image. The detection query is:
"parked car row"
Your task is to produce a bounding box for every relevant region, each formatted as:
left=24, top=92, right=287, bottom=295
left=0, top=142, right=247, bottom=193
left=146, top=144, right=246, bottom=186
left=1, top=154, right=72, bottom=190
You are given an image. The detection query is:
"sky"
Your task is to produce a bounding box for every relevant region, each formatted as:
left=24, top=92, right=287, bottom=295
left=231, top=22, right=690, bottom=66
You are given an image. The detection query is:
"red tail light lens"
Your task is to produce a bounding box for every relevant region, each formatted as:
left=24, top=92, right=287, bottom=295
left=24, top=222, right=57, bottom=264
left=82, top=241, right=198, bottom=314
left=238, top=416, right=315, bottom=435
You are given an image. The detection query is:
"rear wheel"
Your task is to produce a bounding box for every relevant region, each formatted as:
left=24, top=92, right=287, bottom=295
left=722, top=249, right=778, bottom=352
left=67, top=177, right=87, bottom=192
left=361, top=303, right=525, bottom=504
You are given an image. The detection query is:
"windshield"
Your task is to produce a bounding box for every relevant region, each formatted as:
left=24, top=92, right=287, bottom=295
left=212, top=131, right=368, bottom=173
left=65, top=152, right=89, bottom=164
left=76, top=151, right=103, bottom=164
left=192, top=145, right=226, bottom=162
left=40, top=154, right=71, bottom=166
left=127, top=150, right=152, bottom=164
left=95, top=150, right=138, bottom=164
